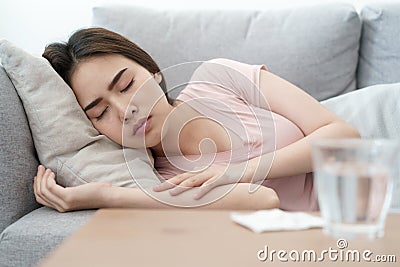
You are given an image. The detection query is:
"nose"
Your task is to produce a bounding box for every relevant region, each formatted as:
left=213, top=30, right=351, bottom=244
left=118, top=103, right=137, bottom=124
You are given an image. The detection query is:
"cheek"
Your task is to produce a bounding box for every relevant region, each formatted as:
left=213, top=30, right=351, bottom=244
left=134, top=79, right=165, bottom=104
left=92, top=120, right=123, bottom=143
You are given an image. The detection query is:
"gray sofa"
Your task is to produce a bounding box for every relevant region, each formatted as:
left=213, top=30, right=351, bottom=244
left=1, top=2, right=400, bottom=267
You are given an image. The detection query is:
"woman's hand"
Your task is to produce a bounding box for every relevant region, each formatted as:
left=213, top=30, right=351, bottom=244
left=153, top=164, right=246, bottom=200
left=34, top=165, right=112, bottom=212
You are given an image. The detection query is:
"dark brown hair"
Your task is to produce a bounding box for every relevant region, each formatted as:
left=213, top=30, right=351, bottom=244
left=42, top=27, right=171, bottom=103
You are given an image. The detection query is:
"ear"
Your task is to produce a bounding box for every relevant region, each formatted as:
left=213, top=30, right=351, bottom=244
left=153, top=72, right=162, bottom=84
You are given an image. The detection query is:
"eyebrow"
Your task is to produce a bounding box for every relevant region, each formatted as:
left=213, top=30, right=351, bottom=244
left=83, top=68, right=128, bottom=112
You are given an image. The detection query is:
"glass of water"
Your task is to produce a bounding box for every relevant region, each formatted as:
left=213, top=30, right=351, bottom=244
left=312, top=138, right=400, bottom=239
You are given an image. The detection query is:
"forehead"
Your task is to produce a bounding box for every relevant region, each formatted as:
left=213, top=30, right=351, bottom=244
left=70, top=54, right=144, bottom=102
left=72, top=54, right=140, bottom=85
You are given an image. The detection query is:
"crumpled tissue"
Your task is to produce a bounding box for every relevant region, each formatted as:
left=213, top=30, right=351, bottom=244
left=230, top=209, right=324, bottom=233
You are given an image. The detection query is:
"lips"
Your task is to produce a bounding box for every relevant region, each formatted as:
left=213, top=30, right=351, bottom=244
left=132, top=116, right=151, bottom=136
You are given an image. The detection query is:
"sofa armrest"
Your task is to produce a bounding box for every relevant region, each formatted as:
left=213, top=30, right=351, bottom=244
left=0, top=66, right=40, bottom=234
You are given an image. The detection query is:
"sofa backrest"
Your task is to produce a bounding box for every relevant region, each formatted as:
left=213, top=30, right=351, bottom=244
left=357, top=3, right=400, bottom=88
left=0, top=67, right=40, bottom=234
left=92, top=3, right=361, bottom=101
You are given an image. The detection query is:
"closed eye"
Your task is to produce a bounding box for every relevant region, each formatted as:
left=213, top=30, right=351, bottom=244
left=95, top=106, right=109, bottom=121
left=121, top=79, right=135, bottom=93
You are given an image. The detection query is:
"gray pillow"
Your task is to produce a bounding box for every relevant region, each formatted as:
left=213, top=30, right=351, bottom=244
left=0, top=40, right=160, bottom=188
left=321, top=83, right=400, bottom=211
left=92, top=3, right=361, bottom=101
left=357, top=3, right=400, bottom=88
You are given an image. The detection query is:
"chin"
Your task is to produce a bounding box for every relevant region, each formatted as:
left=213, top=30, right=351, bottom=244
left=122, top=140, right=147, bottom=149
left=120, top=136, right=155, bottom=149
left=143, top=133, right=161, bottom=148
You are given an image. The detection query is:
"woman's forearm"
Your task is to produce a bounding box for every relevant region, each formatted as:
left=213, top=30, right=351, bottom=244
left=243, top=121, right=361, bottom=183
left=34, top=166, right=279, bottom=212
left=104, top=183, right=279, bottom=210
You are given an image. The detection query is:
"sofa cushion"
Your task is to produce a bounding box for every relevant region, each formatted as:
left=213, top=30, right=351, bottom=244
left=92, top=3, right=361, bottom=101
left=321, top=83, right=400, bottom=211
left=357, top=3, right=400, bottom=88
left=0, top=40, right=160, bottom=189
left=0, top=207, right=95, bottom=267
left=0, top=66, right=40, bottom=235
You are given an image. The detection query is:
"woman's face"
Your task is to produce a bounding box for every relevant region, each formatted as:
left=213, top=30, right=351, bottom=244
left=70, top=54, right=172, bottom=148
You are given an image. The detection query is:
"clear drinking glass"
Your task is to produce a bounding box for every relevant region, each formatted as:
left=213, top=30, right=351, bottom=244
left=312, top=138, right=400, bottom=239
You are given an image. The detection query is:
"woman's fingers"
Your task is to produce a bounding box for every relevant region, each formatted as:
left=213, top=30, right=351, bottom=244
left=35, top=165, right=70, bottom=212
left=34, top=166, right=55, bottom=208
left=39, top=167, right=62, bottom=210
left=35, top=166, right=48, bottom=204
left=153, top=166, right=228, bottom=196
left=44, top=171, right=71, bottom=212
left=193, top=176, right=220, bottom=200
left=153, top=172, right=195, bottom=192
left=39, top=168, right=54, bottom=203
left=34, top=174, right=53, bottom=208
left=168, top=173, right=213, bottom=196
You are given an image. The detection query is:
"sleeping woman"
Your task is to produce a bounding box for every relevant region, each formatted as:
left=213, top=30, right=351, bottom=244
left=34, top=28, right=360, bottom=212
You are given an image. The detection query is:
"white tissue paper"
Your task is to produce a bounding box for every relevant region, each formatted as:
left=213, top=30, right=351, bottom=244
left=230, top=209, right=324, bottom=233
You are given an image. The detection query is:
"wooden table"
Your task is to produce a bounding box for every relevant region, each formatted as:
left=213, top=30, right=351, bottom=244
left=38, top=209, right=399, bottom=267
